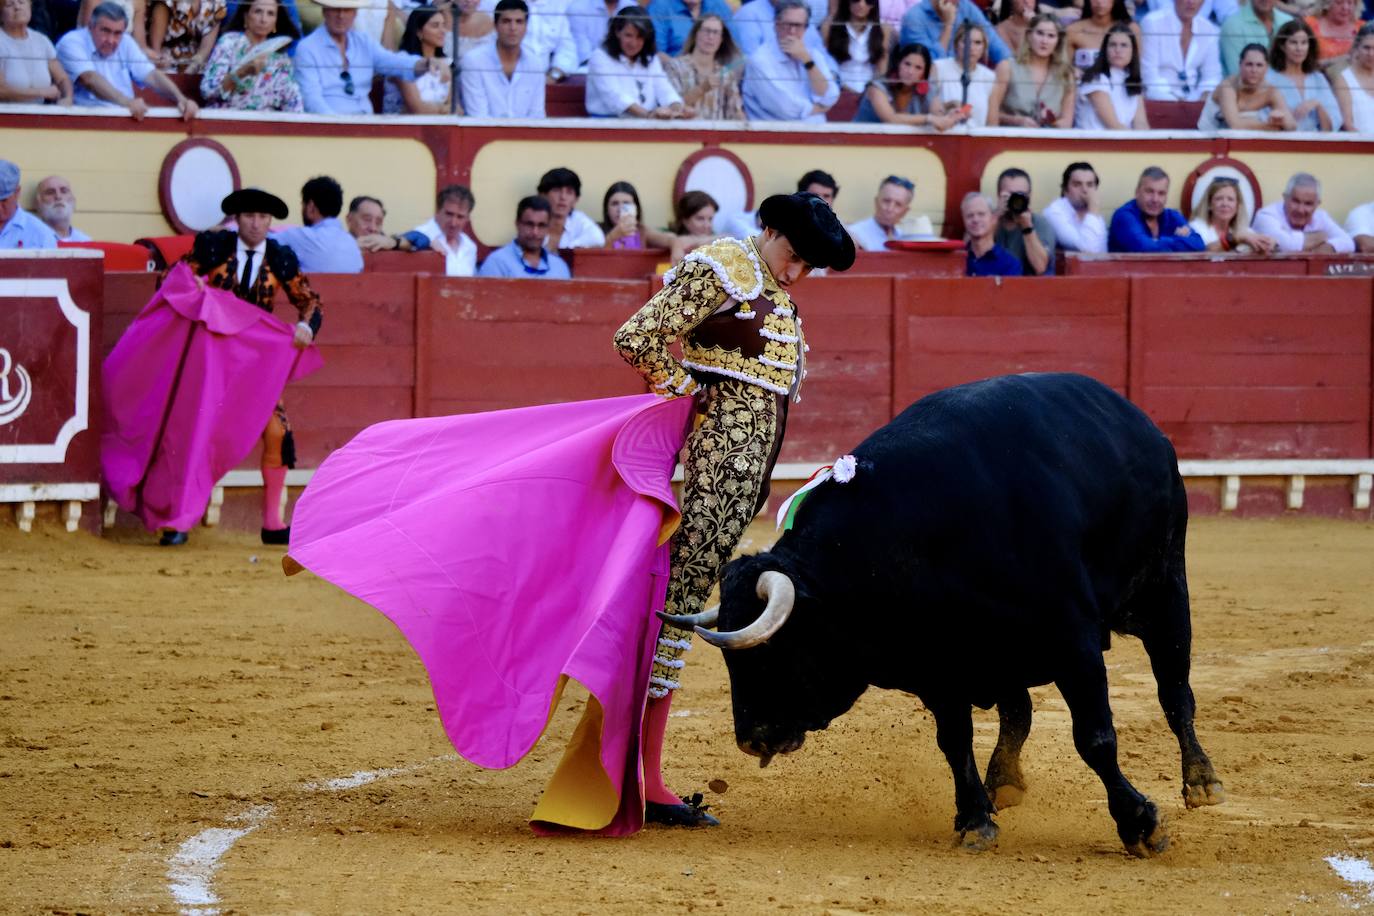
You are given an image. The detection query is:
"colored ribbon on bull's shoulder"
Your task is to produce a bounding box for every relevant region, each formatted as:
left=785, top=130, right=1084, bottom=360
left=775, top=454, right=858, bottom=531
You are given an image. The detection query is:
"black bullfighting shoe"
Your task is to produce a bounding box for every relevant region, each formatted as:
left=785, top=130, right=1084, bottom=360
left=261, top=526, right=291, bottom=546
left=645, top=793, right=720, bottom=828
left=159, top=530, right=189, bottom=546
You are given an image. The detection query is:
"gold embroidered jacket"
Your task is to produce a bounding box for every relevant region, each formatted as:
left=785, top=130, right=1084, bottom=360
left=613, top=237, right=805, bottom=400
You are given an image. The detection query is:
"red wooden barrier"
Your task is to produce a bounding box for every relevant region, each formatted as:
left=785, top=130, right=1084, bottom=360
left=363, top=249, right=444, bottom=273
left=1127, top=276, right=1374, bottom=458
left=891, top=277, right=1130, bottom=410
left=563, top=247, right=669, bottom=279
left=1064, top=252, right=1311, bottom=276
left=848, top=249, right=966, bottom=277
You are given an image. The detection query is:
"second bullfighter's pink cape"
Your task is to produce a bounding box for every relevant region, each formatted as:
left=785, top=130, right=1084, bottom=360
left=286, top=393, right=694, bottom=836
left=101, top=263, right=322, bottom=531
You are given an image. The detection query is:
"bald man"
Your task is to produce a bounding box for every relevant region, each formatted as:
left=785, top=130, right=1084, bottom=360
left=35, top=175, right=91, bottom=242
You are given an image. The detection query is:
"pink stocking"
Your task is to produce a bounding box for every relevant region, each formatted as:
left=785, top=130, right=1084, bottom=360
left=641, top=692, right=682, bottom=806
left=261, top=464, right=288, bottom=530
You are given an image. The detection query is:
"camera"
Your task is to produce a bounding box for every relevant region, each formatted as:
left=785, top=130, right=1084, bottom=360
left=1005, top=192, right=1030, bottom=217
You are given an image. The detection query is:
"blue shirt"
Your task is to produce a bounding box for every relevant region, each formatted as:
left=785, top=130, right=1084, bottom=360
left=294, top=27, right=422, bottom=114
left=649, top=0, right=735, bottom=56
left=730, top=0, right=826, bottom=56
left=274, top=218, right=363, bottom=274
left=898, top=0, right=1011, bottom=65
left=1108, top=200, right=1206, bottom=253
left=56, top=27, right=156, bottom=107
left=477, top=241, right=571, bottom=279
left=0, top=209, right=58, bottom=249
left=742, top=34, right=841, bottom=122
left=966, top=243, right=1022, bottom=276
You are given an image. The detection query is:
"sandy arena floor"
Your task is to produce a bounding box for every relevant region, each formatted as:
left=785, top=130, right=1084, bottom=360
left=2, top=514, right=1374, bottom=914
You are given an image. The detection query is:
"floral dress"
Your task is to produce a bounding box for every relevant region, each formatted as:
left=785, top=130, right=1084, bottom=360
left=663, top=54, right=744, bottom=120
left=152, top=0, right=227, bottom=71
left=200, top=31, right=304, bottom=112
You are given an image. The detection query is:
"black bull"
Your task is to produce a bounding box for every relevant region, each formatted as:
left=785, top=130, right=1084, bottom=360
left=665, top=373, right=1224, bottom=857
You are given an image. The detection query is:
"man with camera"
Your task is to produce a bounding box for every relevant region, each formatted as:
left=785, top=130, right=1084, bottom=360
left=993, top=168, right=1056, bottom=276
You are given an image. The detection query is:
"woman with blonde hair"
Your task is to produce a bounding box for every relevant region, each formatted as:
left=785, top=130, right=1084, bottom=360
left=989, top=12, right=1075, bottom=127
left=929, top=21, right=997, bottom=126
left=1187, top=177, right=1278, bottom=253
left=1305, top=0, right=1364, bottom=66
left=662, top=13, right=743, bottom=119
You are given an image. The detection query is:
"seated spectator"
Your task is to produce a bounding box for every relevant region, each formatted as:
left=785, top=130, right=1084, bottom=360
left=666, top=189, right=719, bottom=261
left=1219, top=0, right=1291, bottom=76
left=295, top=0, right=444, bottom=115
left=1335, top=22, right=1374, bottom=131
left=1, top=0, right=73, bottom=104
left=1197, top=42, right=1297, bottom=128
left=539, top=166, right=605, bottom=248
left=1108, top=166, right=1205, bottom=252
left=731, top=0, right=826, bottom=56
left=824, top=0, right=892, bottom=93
left=478, top=195, right=572, bottom=278
left=994, top=0, right=1034, bottom=57
left=78, top=0, right=149, bottom=54
left=1073, top=22, right=1147, bottom=127
left=929, top=21, right=995, bottom=124
left=57, top=1, right=199, bottom=117
left=35, top=175, right=91, bottom=241
left=900, top=0, right=1011, bottom=64
left=1345, top=195, right=1374, bottom=251
left=1251, top=172, right=1355, bottom=252
left=1188, top=176, right=1278, bottom=252
left=0, top=159, right=57, bottom=249
left=962, top=192, right=1022, bottom=276
left=1066, top=0, right=1139, bottom=73
left=382, top=185, right=478, bottom=274
left=715, top=167, right=839, bottom=239
left=454, top=0, right=494, bottom=59
left=742, top=0, right=841, bottom=121
left=1043, top=160, right=1107, bottom=253
left=856, top=40, right=969, bottom=126
left=384, top=7, right=455, bottom=113
left=274, top=176, right=365, bottom=273
left=199, top=0, right=301, bottom=111
left=649, top=0, right=733, bottom=57
left=345, top=194, right=388, bottom=250
left=1138, top=0, right=1237, bottom=27
left=847, top=175, right=917, bottom=251
left=993, top=167, right=1055, bottom=274
left=1268, top=18, right=1343, bottom=129
left=1140, top=0, right=1220, bottom=101
left=519, top=0, right=577, bottom=82
left=663, top=13, right=743, bottom=119
left=461, top=0, right=544, bottom=118
left=586, top=6, right=687, bottom=117
left=1305, top=0, right=1364, bottom=65
left=600, top=180, right=675, bottom=249
left=799, top=167, right=839, bottom=205
left=568, top=0, right=632, bottom=71
left=147, top=0, right=225, bottom=72
left=880, top=0, right=919, bottom=26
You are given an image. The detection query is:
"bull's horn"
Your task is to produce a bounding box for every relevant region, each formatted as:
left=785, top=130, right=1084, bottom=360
left=697, top=571, right=794, bottom=650
left=656, top=605, right=719, bottom=628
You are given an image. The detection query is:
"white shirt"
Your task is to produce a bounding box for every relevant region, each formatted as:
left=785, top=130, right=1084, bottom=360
left=1140, top=7, right=1221, bottom=101
left=1074, top=69, right=1141, bottom=130
left=1342, top=201, right=1374, bottom=242
left=585, top=48, right=683, bottom=116
left=460, top=41, right=545, bottom=117
left=930, top=56, right=994, bottom=127
left=1141, top=0, right=1238, bottom=27
left=837, top=23, right=876, bottom=93
left=1251, top=201, right=1355, bottom=254
left=0, top=29, right=57, bottom=92
left=1043, top=196, right=1108, bottom=253
left=847, top=216, right=897, bottom=252
left=235, top=236, right=267, bottom=287
left=411, top=217, right=477, bottom=276
left=551, top=208, right=605, bottom=249
left=521, top=0, right=578, bottom=75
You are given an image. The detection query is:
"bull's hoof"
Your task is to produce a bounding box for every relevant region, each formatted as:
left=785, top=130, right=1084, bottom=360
left=991, top=783, right=1026, bottom=811
left=1183, top=781, right=1225, bottom=808
left=1123, top=822, right=1170, bottom=859
left=957, top=822, right=999, bottom=852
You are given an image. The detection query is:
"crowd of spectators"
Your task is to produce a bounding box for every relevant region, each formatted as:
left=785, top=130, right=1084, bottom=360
left=2, top=0, right=1371, bottom=130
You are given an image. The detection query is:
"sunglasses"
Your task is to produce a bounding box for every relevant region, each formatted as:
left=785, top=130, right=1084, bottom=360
left=884, top=175, right=915, bottom=191
left=340, top=69, right=354, bottom=95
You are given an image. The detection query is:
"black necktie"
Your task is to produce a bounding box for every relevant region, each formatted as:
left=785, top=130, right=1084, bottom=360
left=238, top=250, right=255, bottom=297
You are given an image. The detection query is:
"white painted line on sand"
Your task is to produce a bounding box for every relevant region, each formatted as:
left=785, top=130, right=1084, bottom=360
left=167, top=805, right=273, bottom=915
left=1327, top=855, right=1374, bottom=902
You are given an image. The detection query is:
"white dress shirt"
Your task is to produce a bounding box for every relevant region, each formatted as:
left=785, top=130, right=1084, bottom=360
left=847, top=216, right=897, bottom=252
left=1140, top=0, right=1238, bottom=27
left=550, top=208, right=606, bottom=249
left=235, top=236, right=268, bottom=287
left=411, top=217, right=478, bottom=276
left=1044, top=196, right=1108, bottom=253
left=522, top=0, right=578, bottom=75
left=461, top=42, right=546, bottom=117
left=585, top=48, right=683, bottom=115
left=1251, top=201, right=1355, bottom=254
left=1344, top=201, right=1374, bottom=242
left=742, top=34, right=840, bottom=123
left=1139, top=7, right=1221, bottom=101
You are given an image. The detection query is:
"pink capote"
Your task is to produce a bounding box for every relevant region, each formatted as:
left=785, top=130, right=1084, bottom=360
left=286, top=393, right=694, bottom=836
left=101, top=263, right=323, bottom=532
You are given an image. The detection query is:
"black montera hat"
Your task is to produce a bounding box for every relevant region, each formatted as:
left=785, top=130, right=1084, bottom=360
left=221, top=187, right=289, bottom=219
left=757, top=192, right=856, bottom=271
